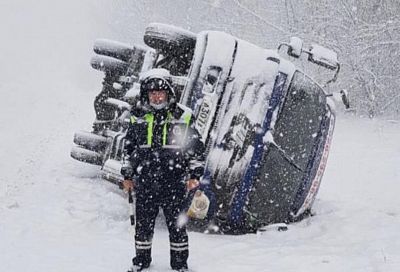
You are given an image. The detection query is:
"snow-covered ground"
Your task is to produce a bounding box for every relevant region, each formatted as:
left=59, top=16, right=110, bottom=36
left=1, top=1, right=400, bottom=272
left=2, top=113, right=400, bottom=272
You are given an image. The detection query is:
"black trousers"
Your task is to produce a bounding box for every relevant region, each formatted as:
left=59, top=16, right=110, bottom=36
left=134, top=181, right=189, bottom=270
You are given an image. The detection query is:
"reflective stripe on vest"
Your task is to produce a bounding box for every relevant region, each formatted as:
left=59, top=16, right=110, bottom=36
left=162, top=113, right=172, bottom=146
left=144, top=113, right=155, bottom=146
left=182, top=113, right=191, bottom=144
left=183, top=113, right=191, bottom=126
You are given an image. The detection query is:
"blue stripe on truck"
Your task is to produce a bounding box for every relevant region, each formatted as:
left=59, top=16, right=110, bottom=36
left=229, top=72, right=287, bottom=224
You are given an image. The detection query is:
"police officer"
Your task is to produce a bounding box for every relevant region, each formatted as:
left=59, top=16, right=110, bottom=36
left=121, top=69, right=205, bottom=272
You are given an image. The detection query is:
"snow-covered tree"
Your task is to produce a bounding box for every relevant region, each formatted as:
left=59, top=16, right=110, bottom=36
left=112, top=0, right=399, bottom=117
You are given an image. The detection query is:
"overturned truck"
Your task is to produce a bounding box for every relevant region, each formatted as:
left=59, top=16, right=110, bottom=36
left=71, top=23, right=347, bottom=233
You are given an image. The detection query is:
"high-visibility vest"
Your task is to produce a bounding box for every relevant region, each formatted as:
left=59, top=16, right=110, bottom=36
left=130, top=111, right=192, bottom=147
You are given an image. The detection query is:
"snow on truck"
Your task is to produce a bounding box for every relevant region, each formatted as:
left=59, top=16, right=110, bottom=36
left=71, top=23, right=348, bottom=233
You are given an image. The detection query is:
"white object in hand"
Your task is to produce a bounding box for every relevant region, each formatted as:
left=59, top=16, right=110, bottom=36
left=187, top=191, right=210, bottom=219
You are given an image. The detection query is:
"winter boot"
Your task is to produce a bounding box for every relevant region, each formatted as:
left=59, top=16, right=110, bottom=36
left=127, top=263, right=149, bottom=272
left=172, top=266, right=188, bottom=272
left=127, top=264, right=144, bottom=272
left=129, top=256, right=151, bottom=272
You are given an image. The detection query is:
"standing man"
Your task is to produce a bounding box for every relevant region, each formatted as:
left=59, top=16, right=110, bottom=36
left=121, top=69, right=205, bottom=272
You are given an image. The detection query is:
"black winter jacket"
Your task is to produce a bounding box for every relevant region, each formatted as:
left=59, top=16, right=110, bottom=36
left=121, top=104, right=205, bottom=184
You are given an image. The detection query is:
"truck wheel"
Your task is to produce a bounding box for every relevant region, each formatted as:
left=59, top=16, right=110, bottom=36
left=144, top=23, right=196, bottom=54
left=93, top=39, right=133, bottom=62
left=93, top=39, right=147, bottom=63
left=73, top=131, right=109, bottom=153
left=90, top=55, right=129, bottom=74
left=70, top=146, right=104, bottom=166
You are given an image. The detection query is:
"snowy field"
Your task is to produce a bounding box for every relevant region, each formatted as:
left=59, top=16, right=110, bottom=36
left=1, top=113, right=400, bottom=272
left=1, top=1, right=400, bottom=272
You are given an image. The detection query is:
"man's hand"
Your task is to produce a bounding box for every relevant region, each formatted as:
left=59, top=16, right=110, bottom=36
left=122, top=179, right=135, bottom=192
left=186, top=179, right=200, bottom=191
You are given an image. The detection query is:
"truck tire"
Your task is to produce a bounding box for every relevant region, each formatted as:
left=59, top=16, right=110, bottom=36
left=73, top=131, right=109, bottom=153
left=144, top=23, right=196, bottom=55
left=70, top=146, right=104, bottom=166
left=90, top=55, right=129, bottom=74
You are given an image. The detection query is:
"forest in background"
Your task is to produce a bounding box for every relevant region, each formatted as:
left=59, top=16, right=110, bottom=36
left=107, top=0, right=399, bottom=118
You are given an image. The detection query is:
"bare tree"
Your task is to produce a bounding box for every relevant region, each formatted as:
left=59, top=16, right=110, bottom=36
left=282, top=0, right=400, bottom=117
left=111, top=0, right=400, bottom=117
